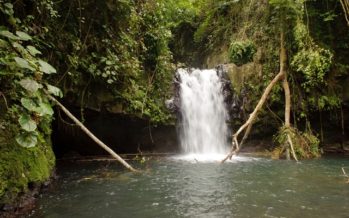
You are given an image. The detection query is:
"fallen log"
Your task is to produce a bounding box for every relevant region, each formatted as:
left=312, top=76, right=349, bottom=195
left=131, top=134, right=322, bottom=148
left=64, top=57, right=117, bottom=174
left=47, top=94, right=138, bottom=172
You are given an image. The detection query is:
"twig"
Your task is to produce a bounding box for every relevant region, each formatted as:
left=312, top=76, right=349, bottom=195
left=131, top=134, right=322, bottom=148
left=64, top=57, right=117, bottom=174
left=342, top=167, right=348, bottom=177
left=0, top=92, right=9, bottom=110
left=57, top=108, right=77, bottom=127
left=342, top=167, right=349, bottom=183
left=148, top=121, right=154, bottom=144
left=340, top=0, right=349, bottom=26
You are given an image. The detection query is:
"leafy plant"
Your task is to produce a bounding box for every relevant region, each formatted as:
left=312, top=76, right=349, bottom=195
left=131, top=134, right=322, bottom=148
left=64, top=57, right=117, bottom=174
left=273, top=126, right=320, bottom=159
left=228, top=40, right=256, bottom=66
left=0, top=2, right=61, bottom=148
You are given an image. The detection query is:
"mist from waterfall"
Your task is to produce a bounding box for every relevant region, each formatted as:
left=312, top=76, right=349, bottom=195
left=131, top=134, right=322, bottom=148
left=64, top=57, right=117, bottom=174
left=177, top=68, right=229, bottom=161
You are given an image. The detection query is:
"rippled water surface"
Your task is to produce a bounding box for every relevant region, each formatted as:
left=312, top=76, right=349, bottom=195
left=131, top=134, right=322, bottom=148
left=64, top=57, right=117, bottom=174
left=32, top=156, right=349, bottom=218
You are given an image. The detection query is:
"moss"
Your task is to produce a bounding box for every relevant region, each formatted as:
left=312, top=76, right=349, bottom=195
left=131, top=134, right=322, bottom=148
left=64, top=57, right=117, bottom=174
left=0, top=128, right=55, bottom=204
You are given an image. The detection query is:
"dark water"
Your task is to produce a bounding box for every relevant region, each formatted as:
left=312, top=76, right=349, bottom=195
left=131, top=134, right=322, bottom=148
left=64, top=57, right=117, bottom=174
left=31, top=156, right=349, bottom=218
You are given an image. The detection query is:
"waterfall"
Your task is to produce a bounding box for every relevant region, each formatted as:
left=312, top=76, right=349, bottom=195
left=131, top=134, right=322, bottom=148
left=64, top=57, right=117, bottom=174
left=177, top=68, right=229, bottom=160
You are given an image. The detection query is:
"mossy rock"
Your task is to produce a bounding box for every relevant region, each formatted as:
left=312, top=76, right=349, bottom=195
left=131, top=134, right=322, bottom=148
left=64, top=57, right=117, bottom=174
left=0, top=129, right=55, bottom=204
left=223, top=62, right=262, bottom=93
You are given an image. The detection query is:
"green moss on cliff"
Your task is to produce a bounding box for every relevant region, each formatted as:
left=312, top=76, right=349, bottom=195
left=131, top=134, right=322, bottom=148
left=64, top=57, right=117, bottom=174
left=0, top=128, right=55, bottom=204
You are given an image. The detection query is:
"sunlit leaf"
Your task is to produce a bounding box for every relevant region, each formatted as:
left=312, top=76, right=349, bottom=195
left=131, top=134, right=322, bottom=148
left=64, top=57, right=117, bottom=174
left=0, top=30, right=19, bottom=40
left=0, top=39, right=9, bottom=48
left=16, top=132, right=37, bottom=148
left=27, top=46, right=42, bottom=56
left=18, top=114, right=37, bottom=132
left=4, top=3, right=13, bottom=9
left=15, top=31, right=32, bottom=41
left=37, top=102, right=54, bottom=116
left=46, top=84, right=63, bottom=97
left=14, top=57, right=35, bottom=71
left=21, top=97, right=37, bottom=111
left=38, top=60, right=56, bottom=74
left=18, top=78, right=42, bottom=92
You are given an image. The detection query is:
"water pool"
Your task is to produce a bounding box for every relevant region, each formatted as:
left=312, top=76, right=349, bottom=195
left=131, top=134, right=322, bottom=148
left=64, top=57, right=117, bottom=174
left=31, top=156, right=349, bottom=218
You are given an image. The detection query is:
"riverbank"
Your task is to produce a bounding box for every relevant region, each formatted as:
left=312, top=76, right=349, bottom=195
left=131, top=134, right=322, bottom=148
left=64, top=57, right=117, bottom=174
left=0, top=173, right=56, bottom=218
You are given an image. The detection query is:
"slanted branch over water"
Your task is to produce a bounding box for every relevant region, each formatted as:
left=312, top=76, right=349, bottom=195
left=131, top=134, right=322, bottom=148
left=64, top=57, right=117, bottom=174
left=47, top=94, right=137, bottom=172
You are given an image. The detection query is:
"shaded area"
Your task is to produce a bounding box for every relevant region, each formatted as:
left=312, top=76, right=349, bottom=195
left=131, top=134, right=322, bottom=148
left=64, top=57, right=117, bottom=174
left=52, top=107, right=179, bottom=158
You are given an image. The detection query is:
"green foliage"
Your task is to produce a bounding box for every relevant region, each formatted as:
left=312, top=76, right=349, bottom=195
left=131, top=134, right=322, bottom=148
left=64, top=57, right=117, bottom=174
left=228, top=40, right=256, bottom=66
left=0, top=2, right=61, bottom=148
left=291, top=22, right=333, bottom=90
left=290, top=20, right=341, bottom=113
left=0, top=128, right=55, bottom=204
left=191, top=0, right=346, bottom=153
left=30, top=0, right=177, bottom=123
left=0, top=1, right=58, bottom=204
left=292, top=47, right=333, bottom=88
left=194, top=0, right=244, bottom=47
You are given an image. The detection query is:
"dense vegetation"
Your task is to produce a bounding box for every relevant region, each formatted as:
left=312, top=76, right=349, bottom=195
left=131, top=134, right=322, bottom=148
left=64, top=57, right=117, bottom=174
left=189, top=0, right=348, bottom=158
left=0, top=0, right=191, bottom=206
left=0, top=0, right=348, bottom=207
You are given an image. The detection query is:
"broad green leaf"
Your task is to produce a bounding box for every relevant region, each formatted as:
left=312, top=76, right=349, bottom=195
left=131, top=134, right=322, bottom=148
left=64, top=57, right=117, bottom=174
left=15, top=31, right=32, bottom=41
left=46, top=84, right=63, bottom=97
left=18, top=78, right=42, bottom=92
left=0, top=30, right=19, bottom=40
left=37, top=102, right=54, bottom=116
left=18, top=114, right=37, bottom=132
left=16, top=132, right=37, bottom=148
left=27, top=45, right=42, bottom=56
left=21, top=97, right=37, bottom=111
left=4, top=3, right=13, bottom=9
left=14, top=57, right=35, bottom=71
left=0, top=39, right=9, bottom=48
left=38, top=60, right=56, bottom=74
left=12, top=42, right=27, bottom=55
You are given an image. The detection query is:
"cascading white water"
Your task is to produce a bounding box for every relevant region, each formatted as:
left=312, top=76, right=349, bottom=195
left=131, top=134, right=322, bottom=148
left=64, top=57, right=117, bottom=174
left=177, top=68, right=229, bottom=161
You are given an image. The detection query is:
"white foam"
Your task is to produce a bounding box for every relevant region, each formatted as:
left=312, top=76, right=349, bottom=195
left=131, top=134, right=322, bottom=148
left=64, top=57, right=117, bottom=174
left=171, top=153, right=258, bottom=163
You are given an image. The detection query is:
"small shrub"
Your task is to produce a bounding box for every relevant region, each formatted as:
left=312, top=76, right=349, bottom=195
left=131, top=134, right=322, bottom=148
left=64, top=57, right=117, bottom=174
left=273, top=126, right=321, bottom=159
left=228, top=40, right=256, bottom=66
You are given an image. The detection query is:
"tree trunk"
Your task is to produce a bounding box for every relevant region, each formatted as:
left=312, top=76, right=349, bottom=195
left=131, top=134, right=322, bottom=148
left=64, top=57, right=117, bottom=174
left=222, top=31, right=299, bottom=163
left=221, top=32, right=287, bottom=163
left=280, top=32, right=298, bottom=162
left=47, top=94, right=138, bottom=172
